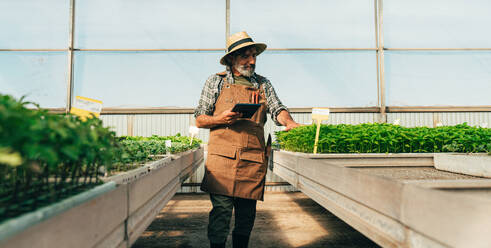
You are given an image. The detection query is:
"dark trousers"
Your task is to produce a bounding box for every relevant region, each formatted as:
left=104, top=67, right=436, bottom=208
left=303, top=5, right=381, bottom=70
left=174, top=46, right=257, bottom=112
left=207, top=193, right=257, bottom=244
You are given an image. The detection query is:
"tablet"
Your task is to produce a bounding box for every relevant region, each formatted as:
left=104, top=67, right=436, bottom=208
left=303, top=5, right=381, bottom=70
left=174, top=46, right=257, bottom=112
left=231, top=103, right=260, bottom=119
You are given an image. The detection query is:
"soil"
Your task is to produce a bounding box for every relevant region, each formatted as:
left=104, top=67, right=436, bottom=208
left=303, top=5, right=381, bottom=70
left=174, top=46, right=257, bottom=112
left=355, top=167, right=480, bottom=180
left=132, top=192, right=379, bottom=248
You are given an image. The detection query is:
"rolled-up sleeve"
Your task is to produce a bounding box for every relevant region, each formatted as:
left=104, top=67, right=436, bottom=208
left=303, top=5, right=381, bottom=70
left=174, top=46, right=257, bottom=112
left=194, top=75, right=220, bottom=117
left=262, top=78, right=288, bottom=126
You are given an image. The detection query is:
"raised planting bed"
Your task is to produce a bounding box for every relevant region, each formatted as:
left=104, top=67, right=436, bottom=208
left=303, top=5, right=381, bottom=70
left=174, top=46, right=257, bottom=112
left=434, top=153, right=491, bottom=178
left=0, top=146, right=204, bottom=248
left=0, top=94, right=120, bottom=223
left=275, top=123, right=491, bottom=154
left=122, top=146, right=204, bottom=245
left=0, top=94, right=205, bottom=247
left=112, top=134, right=202, bottom=173
left=172, top=146, right=206, bottom=183
left=272, top=123, right=491, bottom=247
left=273, top=150, right=491, bottom=248
left=104, top=156, right=172, bottom=185
left=0, top=181, right=127, bottom=248
left=299, top=153, right=434, bottom=167
left=102, top=135, right=204, bottom=245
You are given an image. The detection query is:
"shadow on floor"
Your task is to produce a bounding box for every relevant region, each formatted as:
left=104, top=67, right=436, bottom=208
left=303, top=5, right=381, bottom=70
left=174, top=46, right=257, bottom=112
left=132, top=192, right=379, bottom=248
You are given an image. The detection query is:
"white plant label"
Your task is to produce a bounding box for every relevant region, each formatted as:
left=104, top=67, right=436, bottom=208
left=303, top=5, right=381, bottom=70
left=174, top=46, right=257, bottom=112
left=189, top=126, right=199, bottom=135
left=73, top=96, right=102, bottom=113
left=312, top=107, right=330, bottom=120
left=311, top=107, right=330, bottom=154
left=70, top=96, right=103, bottom=120
left=189, top=126, right=199, bottom=145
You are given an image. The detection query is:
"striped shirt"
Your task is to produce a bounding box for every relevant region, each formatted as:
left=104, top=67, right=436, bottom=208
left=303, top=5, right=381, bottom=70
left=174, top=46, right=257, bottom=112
left=194, top=67, right=288, bottom=125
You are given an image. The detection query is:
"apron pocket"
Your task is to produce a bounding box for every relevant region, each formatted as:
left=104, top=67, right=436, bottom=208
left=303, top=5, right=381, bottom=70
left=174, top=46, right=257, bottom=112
left=208, top=145, right=237, bottom=159
left=206, top=146, right=237, bottom=176
left=240, top=150, right=264, bottom=163
left=237, top=150, right=266, bottom=179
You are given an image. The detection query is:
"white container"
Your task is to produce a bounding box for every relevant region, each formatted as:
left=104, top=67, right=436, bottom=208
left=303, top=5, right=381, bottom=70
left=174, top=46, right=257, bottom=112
left=434, top=153, right=491, bottom=178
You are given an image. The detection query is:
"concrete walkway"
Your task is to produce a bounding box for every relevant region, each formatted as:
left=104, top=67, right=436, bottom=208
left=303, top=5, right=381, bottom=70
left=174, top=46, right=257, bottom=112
left=132, top=192, right=379, bottom=248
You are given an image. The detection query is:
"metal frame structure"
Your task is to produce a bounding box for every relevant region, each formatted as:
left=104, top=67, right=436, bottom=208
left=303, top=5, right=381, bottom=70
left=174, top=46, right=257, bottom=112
left=374, top=0, right=381, bottom=114
left=46, top=106, right=491, bottom=115
left=376, top=0, right=386, bottom=121
left=226, top=0, right=230, bottom=41
left=66, top=0, right=76, bottom=113
left=3, top=0, right=491, bottom=116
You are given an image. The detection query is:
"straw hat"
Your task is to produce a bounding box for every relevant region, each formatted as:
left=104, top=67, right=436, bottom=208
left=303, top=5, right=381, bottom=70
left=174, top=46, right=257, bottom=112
left=220, top=31, right=267, bottom=65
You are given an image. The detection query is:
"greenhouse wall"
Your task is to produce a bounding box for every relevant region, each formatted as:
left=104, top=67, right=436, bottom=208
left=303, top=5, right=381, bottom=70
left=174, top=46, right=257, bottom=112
left=100, top=112, right=491, bottom=142
left=99, top=111, right=491, bottom=193
left=2, top=0, right=490, bottom=112
left=1, top=0, right=491, bottom=193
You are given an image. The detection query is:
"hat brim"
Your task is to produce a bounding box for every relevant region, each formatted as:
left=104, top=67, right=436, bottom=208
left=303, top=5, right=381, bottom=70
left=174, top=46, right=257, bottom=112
left=220, top=42, right=267, bottom=65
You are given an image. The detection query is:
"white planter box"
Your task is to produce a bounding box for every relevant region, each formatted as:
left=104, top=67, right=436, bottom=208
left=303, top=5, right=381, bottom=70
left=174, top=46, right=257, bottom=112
left=0, top=182, right=128, bottom=248
left=103, top=156, right=172, bottom=185
left=0, top=146, right=205, bottom=248
left=273, top=150, right=491, bottom=248
left=434, top=153, right=491, bottom=178
left=300, top=152, right=434, bottom=167
left=118, top=146, right=204, bottom=246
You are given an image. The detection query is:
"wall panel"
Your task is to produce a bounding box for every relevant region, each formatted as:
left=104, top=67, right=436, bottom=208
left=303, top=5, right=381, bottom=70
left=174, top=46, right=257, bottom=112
left=0, top=52, right=68, bottom=108
left=439, top=112, right=491, bottom=127
left=100, top=114, right=128, bottom=136
left=385, top=51, right=491, bottom=106
left=0, top=0, right=69, bottom=49
left=231, top=0, right=376, bottom=48
left=387, top=113, right=434, bottom=127
left=75, top=0, right=225, bottom=49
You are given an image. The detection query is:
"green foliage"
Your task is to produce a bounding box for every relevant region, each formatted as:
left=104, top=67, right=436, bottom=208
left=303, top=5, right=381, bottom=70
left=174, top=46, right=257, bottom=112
left=111, top=135, right=202, bottom=172
left=0, top=94, right=201, bottom=222
left=0, top=94, right=202, bottom=221
left=275, top=123, right=491, bottom=154
left=120, top=134, right=201, bottom=145
left=0, top=94, right=119, bottom=222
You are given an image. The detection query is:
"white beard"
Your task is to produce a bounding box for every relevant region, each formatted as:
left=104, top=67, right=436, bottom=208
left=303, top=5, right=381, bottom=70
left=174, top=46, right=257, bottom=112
left=234, top=64, right=255, bottom=77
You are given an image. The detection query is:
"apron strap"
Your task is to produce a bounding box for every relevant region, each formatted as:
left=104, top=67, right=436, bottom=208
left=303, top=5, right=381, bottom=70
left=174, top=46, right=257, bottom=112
left=266, top=134, right=273, bottom=170
left=217, top=72, right=228, bottom=90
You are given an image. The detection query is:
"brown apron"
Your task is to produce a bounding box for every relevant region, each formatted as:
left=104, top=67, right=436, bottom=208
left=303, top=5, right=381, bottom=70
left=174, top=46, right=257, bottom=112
left=201, top=73, right=269, bottom=200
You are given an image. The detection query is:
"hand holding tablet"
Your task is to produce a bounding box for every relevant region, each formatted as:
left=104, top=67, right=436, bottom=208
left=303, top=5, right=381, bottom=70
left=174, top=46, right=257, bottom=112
left=231, top=103, right=261, bottom=119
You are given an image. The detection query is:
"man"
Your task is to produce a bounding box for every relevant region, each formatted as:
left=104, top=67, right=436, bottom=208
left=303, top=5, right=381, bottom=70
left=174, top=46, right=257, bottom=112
left=194, top=31, right=300, bottom=248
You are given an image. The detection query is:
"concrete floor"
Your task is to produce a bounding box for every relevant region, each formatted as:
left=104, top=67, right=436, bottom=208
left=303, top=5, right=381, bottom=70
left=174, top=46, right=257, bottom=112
left=132, top=192, right=379, bottom=248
